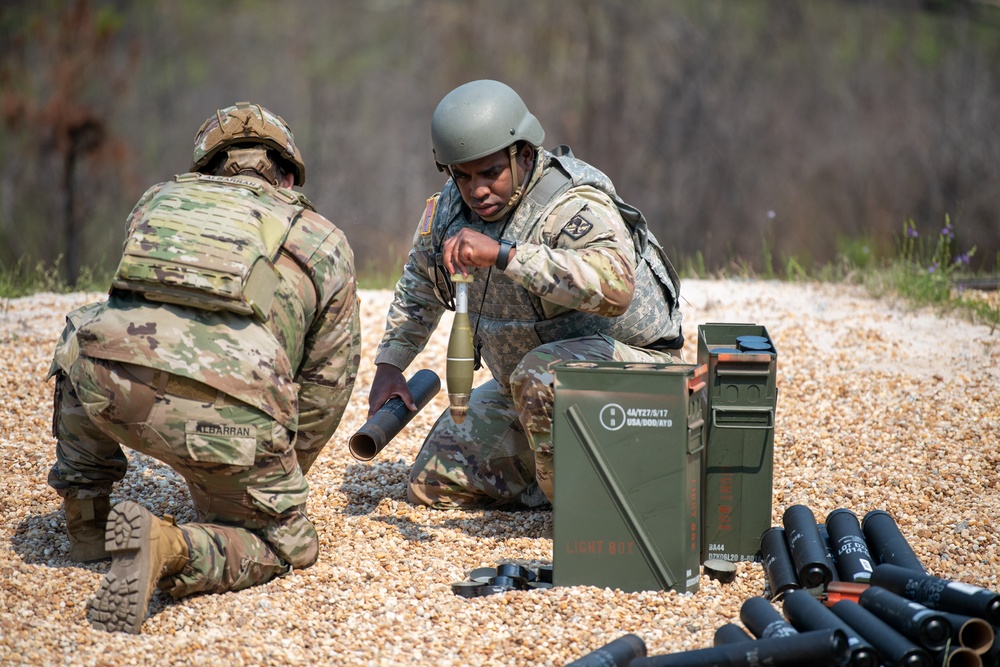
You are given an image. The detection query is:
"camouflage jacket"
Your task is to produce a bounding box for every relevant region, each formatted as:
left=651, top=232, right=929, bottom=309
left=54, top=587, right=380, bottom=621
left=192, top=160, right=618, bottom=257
left=374, top=147, right=682, bottom=392
left=50, top=174, right=361, bottom=452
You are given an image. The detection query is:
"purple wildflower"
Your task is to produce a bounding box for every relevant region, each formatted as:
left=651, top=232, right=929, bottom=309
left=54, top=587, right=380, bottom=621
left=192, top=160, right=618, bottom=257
left=905, top=226, right=918, bottom=239
left=928, top=262, right=938, bottom=273
left=941, top=225, right=954, bottom=239
left=954, top=253, right=970, bottom=266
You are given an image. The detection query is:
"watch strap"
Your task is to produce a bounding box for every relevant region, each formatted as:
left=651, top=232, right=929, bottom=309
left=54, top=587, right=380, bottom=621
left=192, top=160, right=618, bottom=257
left=496, top=239, right=516, bottom=270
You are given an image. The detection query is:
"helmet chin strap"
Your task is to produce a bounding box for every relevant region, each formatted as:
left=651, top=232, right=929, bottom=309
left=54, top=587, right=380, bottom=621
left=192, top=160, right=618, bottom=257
left=473, top=144, right=531, bottom=222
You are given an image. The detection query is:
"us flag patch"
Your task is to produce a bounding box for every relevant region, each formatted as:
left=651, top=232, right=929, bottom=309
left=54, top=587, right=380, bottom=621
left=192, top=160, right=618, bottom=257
left=419, top=196, right=438, bottom=235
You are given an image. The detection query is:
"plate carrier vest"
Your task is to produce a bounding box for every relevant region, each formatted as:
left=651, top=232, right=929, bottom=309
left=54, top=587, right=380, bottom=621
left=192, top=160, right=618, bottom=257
left=112, top=173, right=314, bottom=320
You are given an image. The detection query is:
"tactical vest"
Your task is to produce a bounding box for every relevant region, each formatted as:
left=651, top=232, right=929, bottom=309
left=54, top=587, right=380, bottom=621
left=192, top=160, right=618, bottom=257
left=430, top=148, right=682, bottom=389
left=112, top=173, right=315, bottom=320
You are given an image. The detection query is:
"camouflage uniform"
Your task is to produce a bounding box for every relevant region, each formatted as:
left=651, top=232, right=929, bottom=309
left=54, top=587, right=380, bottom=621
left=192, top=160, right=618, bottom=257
left=375, top=148, right=683, bottom=510
left=48, top=173, right=360, bottom=597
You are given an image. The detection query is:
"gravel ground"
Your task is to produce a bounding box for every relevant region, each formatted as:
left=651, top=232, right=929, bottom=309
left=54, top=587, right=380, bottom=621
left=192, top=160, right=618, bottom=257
left=1, top=280, right=998, bottom=666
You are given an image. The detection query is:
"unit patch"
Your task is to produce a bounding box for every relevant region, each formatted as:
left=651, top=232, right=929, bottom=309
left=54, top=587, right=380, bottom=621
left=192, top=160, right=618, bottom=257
left=563, top=214, right=593, bottom=240
left=419, top=196, right=438, bottom=235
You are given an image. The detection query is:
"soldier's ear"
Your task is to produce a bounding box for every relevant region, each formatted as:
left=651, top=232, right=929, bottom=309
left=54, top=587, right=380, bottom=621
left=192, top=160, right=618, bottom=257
left=516, top=143, right=535, bottom=172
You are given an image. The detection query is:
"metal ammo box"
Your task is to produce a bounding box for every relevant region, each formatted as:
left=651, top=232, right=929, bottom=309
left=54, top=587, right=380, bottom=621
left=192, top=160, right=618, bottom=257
left=552, top=361, right=707, bottom=594
left=698, top=323, right=778, bottom=564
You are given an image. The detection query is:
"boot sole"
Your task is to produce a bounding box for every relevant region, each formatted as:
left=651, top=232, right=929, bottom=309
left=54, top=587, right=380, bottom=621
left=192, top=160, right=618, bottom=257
left=88, top=501, right=155, bottom=634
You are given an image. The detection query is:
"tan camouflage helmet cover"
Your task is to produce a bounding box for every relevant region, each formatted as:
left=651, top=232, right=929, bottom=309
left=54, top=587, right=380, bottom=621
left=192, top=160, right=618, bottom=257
left=191, top=102, right=307, bottom=185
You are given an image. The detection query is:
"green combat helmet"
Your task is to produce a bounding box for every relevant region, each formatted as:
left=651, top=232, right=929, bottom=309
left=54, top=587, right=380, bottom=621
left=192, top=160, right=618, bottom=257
left=431, top=79, right=544, bottom=167
left=191, top=102, right=307, bottom=186
left=431, top=80, right=545, bottom=221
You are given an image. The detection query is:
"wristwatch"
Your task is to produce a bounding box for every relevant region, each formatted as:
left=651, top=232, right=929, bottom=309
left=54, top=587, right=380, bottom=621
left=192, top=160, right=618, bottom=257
left=496, top=239, right=516, bottom=270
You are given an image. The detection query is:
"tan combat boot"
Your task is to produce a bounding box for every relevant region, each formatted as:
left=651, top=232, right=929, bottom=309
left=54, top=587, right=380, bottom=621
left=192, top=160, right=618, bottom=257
left=534, top=450, right=555, bottom=505
left=88, top=501, right=190, bottom=634
left=64, top=497, right=112, bottom=562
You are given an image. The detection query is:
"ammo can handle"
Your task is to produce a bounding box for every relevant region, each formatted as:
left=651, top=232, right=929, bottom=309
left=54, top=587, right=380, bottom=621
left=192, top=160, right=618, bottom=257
left=687, top=391, right=707, bottom=455
left=711, top=405, right=774, bottom=430
left=714, top=367, right=773, bottom=378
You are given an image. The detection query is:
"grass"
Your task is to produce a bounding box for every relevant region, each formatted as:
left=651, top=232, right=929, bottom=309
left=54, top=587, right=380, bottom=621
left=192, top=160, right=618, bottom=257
left=0, top=256, right=112, bottom=298
left=3, top=220, right=998, bottom=333
left=857, top=217, right=999, bottom=333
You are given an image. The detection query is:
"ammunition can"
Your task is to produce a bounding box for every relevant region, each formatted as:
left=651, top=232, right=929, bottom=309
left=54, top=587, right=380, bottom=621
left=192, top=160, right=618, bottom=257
left=552, top=361, right=707, bottom=593
left=698, top=323, right=777, bottom=563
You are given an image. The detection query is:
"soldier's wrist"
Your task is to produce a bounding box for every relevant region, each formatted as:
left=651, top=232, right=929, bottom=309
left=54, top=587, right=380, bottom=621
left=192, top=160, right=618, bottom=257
left=496, top=239, right=516, bottom=270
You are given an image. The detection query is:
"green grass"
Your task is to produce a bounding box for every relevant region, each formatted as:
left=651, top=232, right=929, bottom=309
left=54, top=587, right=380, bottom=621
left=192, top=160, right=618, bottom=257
left=857, top=217, right=999, bottom=332
left=0, top=256, right=112, bottom=298
left=4, top=220, right=998, bottom=334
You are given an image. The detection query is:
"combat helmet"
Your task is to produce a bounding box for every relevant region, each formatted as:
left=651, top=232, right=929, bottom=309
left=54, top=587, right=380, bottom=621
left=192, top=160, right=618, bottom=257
left=432, top=81, right=544, bottom=220
left=191, top=102, right=306, bottom=186
left=431, top=80, right=544, bottom=168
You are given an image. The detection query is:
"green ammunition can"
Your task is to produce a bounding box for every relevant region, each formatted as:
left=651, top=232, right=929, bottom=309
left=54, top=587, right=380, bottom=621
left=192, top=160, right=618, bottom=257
left=698, top=323, right=778, bottom=564
left=552, top=361, right=707, bottom=593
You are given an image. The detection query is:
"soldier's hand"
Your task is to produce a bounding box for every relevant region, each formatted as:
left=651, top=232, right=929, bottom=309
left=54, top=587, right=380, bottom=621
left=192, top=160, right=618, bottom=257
left=368, top=363, right=416, bottom=418
left=443, top=228, right=505, bottom=276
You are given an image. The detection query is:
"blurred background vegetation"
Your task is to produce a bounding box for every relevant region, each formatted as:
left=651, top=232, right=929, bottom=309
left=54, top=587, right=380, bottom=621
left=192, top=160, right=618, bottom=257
left=1, top=0, right=999, bottom=290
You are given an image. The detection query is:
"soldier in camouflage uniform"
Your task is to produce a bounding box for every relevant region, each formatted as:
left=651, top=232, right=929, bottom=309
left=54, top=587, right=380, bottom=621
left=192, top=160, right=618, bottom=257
left=47, top=102, right=360, bottom=634
left=368, top=80, right=684, bottom=510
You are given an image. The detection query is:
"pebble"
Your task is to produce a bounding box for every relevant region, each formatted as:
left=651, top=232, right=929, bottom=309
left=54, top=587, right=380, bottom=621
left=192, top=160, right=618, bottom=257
left=0, top=281, right=998, bottom=666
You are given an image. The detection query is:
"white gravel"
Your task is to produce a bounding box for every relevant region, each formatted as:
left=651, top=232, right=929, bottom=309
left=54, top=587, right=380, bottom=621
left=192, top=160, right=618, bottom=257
left=1, top=280, right=998, bottom=666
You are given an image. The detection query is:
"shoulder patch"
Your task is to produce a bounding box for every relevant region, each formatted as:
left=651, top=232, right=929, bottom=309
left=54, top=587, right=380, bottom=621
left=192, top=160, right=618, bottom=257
left=563, top=214, right=594, bottom=240
left=419, top=196, right=438, bottom=236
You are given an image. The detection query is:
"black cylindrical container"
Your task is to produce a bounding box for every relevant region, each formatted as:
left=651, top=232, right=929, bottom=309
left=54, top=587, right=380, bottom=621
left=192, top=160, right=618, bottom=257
left=740, top=596, right=798, bottom=639
left=629, top=629, right=849, bottom=667
left=348, top=369, right=441, bottom=460
left=826, top=508, right=876, bottom=583
left=933, top=645, right=985, bottom=667
left=937, top=611, right=994, bottom=655
left=858, top=585, right=953, bottom=652
left=782, top=588, right=880, bottom=667
left=783, top=505, right=833, bottom=589
left=861, top=510, right=926, bottom=573
left=713, top=623, right=754, bottom=646
left=869, top=563, right=1000, bottom=626
left=818, top=523, right=842, bottom=583
left=760, top=527, right=801, bottom=601
left=830, top=600, right=933, bottom=667
left=983, top=632, right=1000, bottom=667
left=566, top=634, right=648, bottom=667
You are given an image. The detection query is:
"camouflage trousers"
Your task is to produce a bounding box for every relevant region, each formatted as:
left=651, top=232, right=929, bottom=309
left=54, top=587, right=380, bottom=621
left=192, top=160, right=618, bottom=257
left=48, top=356, right=318, bottom=598
left=408, top=334, right=682, bottom=510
